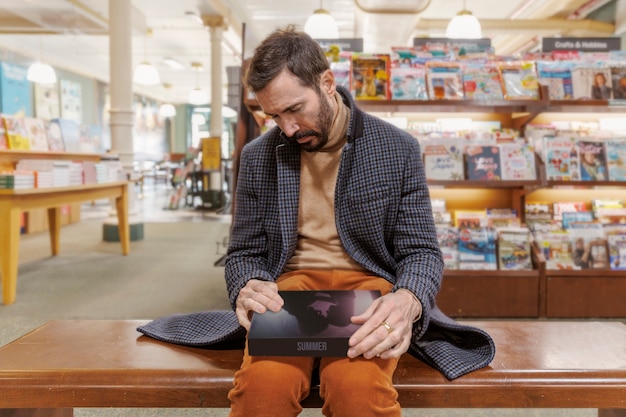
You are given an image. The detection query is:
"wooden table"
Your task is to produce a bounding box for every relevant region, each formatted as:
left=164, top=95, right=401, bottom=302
left=0, top=181, right=130, bottom=305
left=0, top=320, right=624, bottom=416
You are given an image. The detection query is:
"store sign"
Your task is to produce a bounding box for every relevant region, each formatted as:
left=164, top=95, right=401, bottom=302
left=413, top=38, right=492, bottom=48
left=315, top=38, right=363, bottom=52
left=542, top=37, right=621, bottom=52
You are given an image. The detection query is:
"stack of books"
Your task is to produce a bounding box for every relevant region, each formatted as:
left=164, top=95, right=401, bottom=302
left=0, top=171, right=35, bottom=189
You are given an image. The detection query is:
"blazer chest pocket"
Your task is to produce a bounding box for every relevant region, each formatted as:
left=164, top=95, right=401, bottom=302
left=346, top=186, right=391, bottom=215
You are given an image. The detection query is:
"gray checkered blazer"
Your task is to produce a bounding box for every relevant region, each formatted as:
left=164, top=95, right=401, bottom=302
left=139, top=86, right=495, bottom=380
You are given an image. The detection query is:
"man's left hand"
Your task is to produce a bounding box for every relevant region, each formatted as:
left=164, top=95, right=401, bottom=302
left=347, top=289, right=422, bottom=360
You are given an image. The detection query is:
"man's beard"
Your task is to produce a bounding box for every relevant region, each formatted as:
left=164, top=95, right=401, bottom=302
left=285, top=92, right=334, bottom=153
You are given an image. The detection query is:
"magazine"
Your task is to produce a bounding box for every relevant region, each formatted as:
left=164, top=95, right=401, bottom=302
left=248, top=290, right=381, bottom=357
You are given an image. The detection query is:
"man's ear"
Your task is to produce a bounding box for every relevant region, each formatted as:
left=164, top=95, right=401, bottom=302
left=321, top=69, right=336, bottom=96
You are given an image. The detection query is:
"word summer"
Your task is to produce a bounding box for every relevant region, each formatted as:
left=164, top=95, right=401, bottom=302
left=296, top=341, right=328, bottom=352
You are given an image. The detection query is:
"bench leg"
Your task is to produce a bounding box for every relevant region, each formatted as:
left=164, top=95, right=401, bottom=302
left=599, top=410, right=626, bottom=417
left=0, top=409, right=72, bottom=417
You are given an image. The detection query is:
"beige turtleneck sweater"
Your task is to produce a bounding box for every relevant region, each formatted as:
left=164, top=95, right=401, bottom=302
left=284, top=92, right=366, bottom=273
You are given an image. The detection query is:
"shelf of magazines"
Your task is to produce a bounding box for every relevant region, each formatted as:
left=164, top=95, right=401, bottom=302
left=437, top=239, right=546, bottom=318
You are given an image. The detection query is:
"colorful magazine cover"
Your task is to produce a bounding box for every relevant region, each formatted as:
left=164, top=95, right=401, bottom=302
left=605, top=138, right=626, bottom=181
left=390, top=66, right=428, bottom=100
left=499, top=142, right=537, bottom=180
left=497, top=61, right=540, bottom=100
left=607, top=232, right=626, bottom=270
left=609, top=65, right=626, bottom=100
left=568, top=222, right=609, bottom=270
left=497, top=227, right=533, bottom=270
left=457, top=226, right=497, bottom=270
left=426, top=61, right=463, bottom=100
left=462, top=62, right=504, bottom=101
left=351, top=53, right=390, bottom=100
left=23, top=117, right=49, bottom=151
left=436, top=225, right=459, bottom=270
left=422, top=139, right=465, bottom=180
left=543, top=135, right=580, bottom=181
left=466, top=145, right=502, bottom=181
left=536, top=61, right=574, bottom=100
left=0, top=115, right=7, bottom=149
left=2, top=115, right=30, bottom=150
left=577, top=139, right=607, bottom=181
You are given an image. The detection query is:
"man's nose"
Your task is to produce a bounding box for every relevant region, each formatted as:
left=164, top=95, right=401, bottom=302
left=280, top=117, right=299, bottom=138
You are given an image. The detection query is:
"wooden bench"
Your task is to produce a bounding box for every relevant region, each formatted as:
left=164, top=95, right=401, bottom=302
left=0, top=320, right=624, bottom=417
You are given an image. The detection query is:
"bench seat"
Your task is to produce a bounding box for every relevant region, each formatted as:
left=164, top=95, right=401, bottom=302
left=0, top=320, right=625, bottom=416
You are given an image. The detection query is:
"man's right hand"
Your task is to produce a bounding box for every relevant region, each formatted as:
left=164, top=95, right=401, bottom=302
left=235, top=279, right=284, bottom=330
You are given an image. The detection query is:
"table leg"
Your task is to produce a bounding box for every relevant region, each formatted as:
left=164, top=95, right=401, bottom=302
left=115, top=184, right=130, bottom=255
left=47, top=207, right=61, bottom=256
left=0, top=201, right=21, bottom=305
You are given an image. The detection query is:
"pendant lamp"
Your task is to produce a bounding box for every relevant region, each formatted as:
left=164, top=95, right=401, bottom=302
left=134, top=28, right=161, bottom=86
left=27, top=36, right=57, bottom=84
left=188, top=62, right=209, bottom=105
left=304, top=0, right=339, bottom=39
left=158, top=83, right=177, bottom=118
left=446, top=0, right=482, bottom=39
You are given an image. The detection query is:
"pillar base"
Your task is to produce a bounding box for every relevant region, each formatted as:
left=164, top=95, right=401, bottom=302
left=103, top=219, right=144, bottom=242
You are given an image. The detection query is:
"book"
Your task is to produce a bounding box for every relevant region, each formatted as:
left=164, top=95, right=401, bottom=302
left=426, top=61, right=463, bottom=100
left=457, top=226, right=497, bottom=270
left=525, top=201, right=553, bottom=221
left=46, top=119, right=65, bottom=151
left=561, top=211, right=594, bottom=229
left=536, top=61, right=574, bottom=100
left=462, top=62, right=504, bottom=101
left=390, top=66, right=428, bottom=100
left=609, top=66, right=626, bottom=100
left=497, top=227, right=533, bottom=270
left=605, top=138, right=626, bottom=181
left=3, top=115, right=30, bottom=150
left=543, top=135, right=580, bottom=181
left=607, top=231, right=626, bottom=270
left=499, top=142, right=537, bottom=180
left=539, top=230, right=576, bottom=270
left=496, top=61, right=540, bottom=100
left=23, top=117, right=49, bottom=151
left=552, top=201, right=587, bottom=221
left=422, top=139, right=465, bottom=180
left=486, top=208, right=520, bottom=230
left=0, top=116, right=7, bottom=149
left=571, top=66, right=612, bottom=100
left=577, top=139, right=607, bottom=181
left=351, top=53, right=390, bottom=100
left=57, top=118, right=81, bottom=152
left=466, top=145, right=502, bottom=181
left=248, top=290, right=381, bottom=357
left=436, top=225, right=459, bottom=270
left=568, top=222, right=609, bottom=270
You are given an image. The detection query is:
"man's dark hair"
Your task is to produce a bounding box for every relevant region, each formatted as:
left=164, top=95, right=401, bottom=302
left=244, top=25, right=330, bottom=93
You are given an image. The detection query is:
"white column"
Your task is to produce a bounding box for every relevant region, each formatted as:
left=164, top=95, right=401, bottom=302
left=109, top=0, right=137, bottom=216
left=204, top=16, right=225, bottom=195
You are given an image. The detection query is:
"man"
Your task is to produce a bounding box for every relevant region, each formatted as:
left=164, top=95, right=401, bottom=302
left=225, top=26, right=494, bottom=417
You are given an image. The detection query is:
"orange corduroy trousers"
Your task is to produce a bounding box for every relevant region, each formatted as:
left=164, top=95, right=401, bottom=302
left=228, top=269, right=401, bottom=417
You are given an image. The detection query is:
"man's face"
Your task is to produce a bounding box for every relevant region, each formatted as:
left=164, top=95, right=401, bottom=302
left=255, top=69, right=336, bottom=152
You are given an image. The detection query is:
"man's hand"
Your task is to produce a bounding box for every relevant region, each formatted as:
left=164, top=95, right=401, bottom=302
left=235, top=279, right=284, bottom=330
left=347, top=289, right=422, bottom=360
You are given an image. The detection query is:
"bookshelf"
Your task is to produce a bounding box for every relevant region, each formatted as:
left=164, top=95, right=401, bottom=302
left=240, top=90, right=626, bottom=319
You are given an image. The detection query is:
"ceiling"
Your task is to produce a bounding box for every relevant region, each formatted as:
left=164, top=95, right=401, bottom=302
left=0, top=0, right=619, bottom=106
